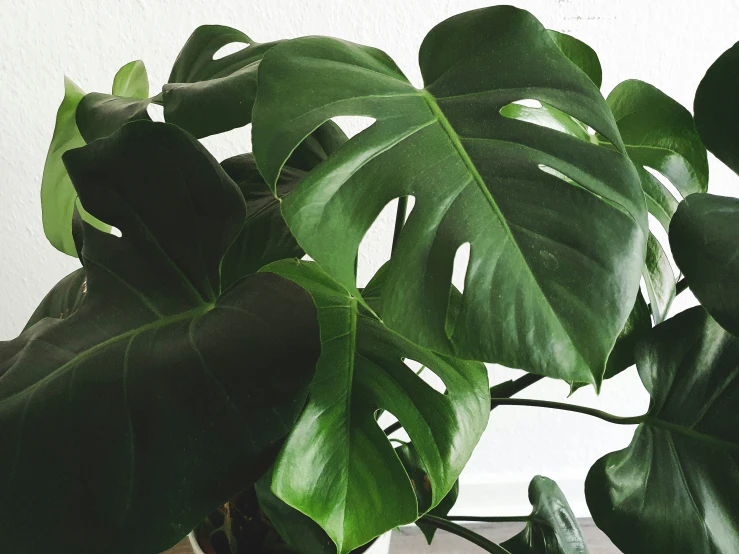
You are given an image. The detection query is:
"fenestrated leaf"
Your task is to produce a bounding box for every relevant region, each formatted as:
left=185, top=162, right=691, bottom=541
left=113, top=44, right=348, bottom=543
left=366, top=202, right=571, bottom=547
left=253, top=6, right=647, bottom=386
left=112, top=60, right=149, bottom=99
left=0, top=121, right=320, bottom=554
left=23, top=267, right=86, bottom=331
left=260, top=259, right=489, bottom=554
left=642, top=234, right=675, bottom=323
left=694, top=41, right=739, bottom=175
left=395, top=443, right=460, bottom=544
left=41, top=78, right=110, bottom=256
left=547, top=30, right=602, bottom=88
left=670, top=193, right=739, bottom=336
left=219, top=122, right=348, bottom=286
left=164, top=25, right=280, bottom=138
left=608, top=79, right=708, bottom=231
left=501, top=476, right=588, bottom=554
left=586, top=307, right=739, bottom=554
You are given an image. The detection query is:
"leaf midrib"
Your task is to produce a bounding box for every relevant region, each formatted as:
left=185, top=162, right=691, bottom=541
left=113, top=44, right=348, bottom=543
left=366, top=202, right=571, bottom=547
left=0, top=303, right=215, bottom=407
left=418, top=89, right=591, bottom=381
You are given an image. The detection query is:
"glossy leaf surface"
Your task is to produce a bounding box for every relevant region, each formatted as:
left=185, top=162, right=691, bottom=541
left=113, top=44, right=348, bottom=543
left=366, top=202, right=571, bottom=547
left=642, top=234, right=675, bottom=323
left=694, top=41, right=739, bottom=175
left=253, top=6, right=647, bottom=385
left=502, top=476, right=588, bottom=554
left=1, top=121, right=320, bottom=553
left=670, top=193, right=739, bottom=336
left=261, top=259, right=489, bottom=554
left=586, top=307, right=739, bottom=553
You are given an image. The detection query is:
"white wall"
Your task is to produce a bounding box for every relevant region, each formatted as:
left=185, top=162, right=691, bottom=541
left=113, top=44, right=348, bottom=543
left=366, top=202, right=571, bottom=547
left=2, top=0, right=738, bottom=517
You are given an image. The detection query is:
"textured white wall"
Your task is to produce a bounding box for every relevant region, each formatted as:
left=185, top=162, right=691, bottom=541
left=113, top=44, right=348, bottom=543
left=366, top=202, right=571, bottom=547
left=2, top=0, right=738, bottom=516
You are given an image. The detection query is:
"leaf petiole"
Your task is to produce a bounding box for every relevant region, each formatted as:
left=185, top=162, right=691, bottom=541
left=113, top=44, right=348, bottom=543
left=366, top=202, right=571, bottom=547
left=490, top=397, right=647, bottom=425
left=418, top=515, right=513, bottom=554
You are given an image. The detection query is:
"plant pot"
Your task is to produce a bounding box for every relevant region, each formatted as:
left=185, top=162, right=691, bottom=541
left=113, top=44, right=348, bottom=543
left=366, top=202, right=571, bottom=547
left=188, top=531, right=392, bottom=554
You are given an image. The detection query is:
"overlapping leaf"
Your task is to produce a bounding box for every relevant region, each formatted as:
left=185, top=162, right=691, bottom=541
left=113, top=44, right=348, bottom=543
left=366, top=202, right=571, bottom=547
left=1, top=121, right=320, bottom=553
left=670, top=193, right=739, bottom=336
left=260, top=259, right=489, bottom=554
left=502, top=476, right=588, bottom=554
left=586, top=307, right=739, bottom=553
left=253, top=6, right=647, bottom=385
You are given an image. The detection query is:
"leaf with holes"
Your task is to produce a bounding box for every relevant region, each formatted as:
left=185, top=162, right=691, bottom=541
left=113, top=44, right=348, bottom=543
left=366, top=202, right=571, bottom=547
left=608, top=79, right=708, bottom=230
left=163, top=25, right=280, bottom=138
left=253, top=6, right=647, bottom=385
left=670, top=193, right=739, bottom=337
left=502, top=476, right=588, bottom=554
left=694, top=40, right=739, bottom=175
left=259, top=259, right=489, bottom=554
left=586, top=307, right=739, bottom=554
left=41, top=78, right=111, bottom=256
left=0, top=121, right=320, bottom=554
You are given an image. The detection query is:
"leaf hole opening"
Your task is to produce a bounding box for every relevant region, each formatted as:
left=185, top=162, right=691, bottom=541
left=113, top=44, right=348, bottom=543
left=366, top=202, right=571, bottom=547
left=643, top=166, right=682, bottom=202
left=212, top=42, right=250, bottom=60
left=500, top=98, right=605, bottom=145
left=404, top=357, right=448, bottom=396
left=110, top=226, right=122, bottom=238
left=146, top=103, right=165, bottom=122
left=331, top=116, right=375, bottom=139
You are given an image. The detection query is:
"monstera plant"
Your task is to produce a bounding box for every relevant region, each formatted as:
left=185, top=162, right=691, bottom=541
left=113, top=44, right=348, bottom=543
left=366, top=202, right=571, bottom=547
left=2, top=4, right=738, bottom=554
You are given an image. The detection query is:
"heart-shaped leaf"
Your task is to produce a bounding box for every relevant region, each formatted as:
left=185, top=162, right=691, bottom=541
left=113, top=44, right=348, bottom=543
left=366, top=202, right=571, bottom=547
left=1, top=121, right=320, bottom=554
left=694, top=41, right=739, bottom=175
left=260, top=259, right=489, bottom=554
left=670, top=193, right=739, bottom=336
left=586, top=307, right=739, bottom=553
left=502, top=476, right=588, bottom=554
left=41, top=78, right=111, bottom=255
left=253, top=6, right=647, bottom=385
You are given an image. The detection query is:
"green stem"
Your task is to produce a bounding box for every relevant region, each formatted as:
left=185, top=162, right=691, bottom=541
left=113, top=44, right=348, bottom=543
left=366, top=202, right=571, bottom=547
left=446, top=516, right=530, bottom=523
left=391, top=196, right=408, bottom=254
left=419, top=515, right=512, bottom=554
left=490, top=374, right=543, bottom=411
left=489, top=397, right=647, bottom=425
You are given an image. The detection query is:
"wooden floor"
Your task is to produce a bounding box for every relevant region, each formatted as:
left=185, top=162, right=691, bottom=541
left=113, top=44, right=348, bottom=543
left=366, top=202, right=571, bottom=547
left=165, top=519, right=620, bottom=553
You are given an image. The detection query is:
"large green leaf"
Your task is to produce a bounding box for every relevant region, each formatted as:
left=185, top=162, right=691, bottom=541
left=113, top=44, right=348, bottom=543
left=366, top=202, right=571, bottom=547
left=253, top=6, right=647, bottom=385
left=0, top=121, right=320, bottom=553
left=501, top=476, right=588, bottom=554
left=260, top=259, right=489, bottom=554
left=163, top=25, right=280, bottom=138
left=694, top=41, right=739, bottom=175
left=670, top=193, right=739, bottom=336
left=607, top=80, right=706, bottom=323
left=586, top=307, right=739, bottom=553
left=41, top=78, right=110, bottom=255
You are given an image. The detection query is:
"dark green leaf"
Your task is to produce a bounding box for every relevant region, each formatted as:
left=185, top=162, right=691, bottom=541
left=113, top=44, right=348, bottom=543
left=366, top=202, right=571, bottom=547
left=395, top=443, right=460, bottom=544
left=586, top=307, right=739, bottom=553
left=164, top=25, right=280, bottom=138
left=608, top=79, right=708, bottom=227
left=547, top=30, right=602, bottom=88
left=0, top=121, right=320, bottom=554
left=41, top=78, right=110, bottom=256
left=219, top=155, right=305, bottom=287
left=642, top=234, right=675, bottom=323
left=23, top=267, right=86, bottom=331
left=670, top=193, right=739, bottom=336
left=256, top=469, right=335, bottom=554
left=260, top=259, right=489, bottom=554
left=502, top=476, right=588, bottom=554
left=694, top=41, right=739, bottom=175
left=253, top=6, right=647, bottom=386
left=112, top=60, right=149, bottom=99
